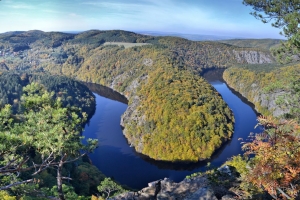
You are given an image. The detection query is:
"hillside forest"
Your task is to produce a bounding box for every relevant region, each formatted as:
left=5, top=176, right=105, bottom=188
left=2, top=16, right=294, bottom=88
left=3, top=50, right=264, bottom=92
left=0, top=25, right=299, bottom=199
left=0, top=30, right=274, bottom=162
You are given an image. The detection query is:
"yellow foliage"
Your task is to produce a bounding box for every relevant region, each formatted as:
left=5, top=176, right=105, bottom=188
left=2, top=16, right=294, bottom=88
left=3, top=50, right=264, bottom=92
left=0, top=191, right=16, bottom=200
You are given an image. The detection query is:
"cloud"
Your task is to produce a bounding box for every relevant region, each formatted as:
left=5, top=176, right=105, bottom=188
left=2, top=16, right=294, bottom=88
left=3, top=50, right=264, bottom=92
left=0, top=0, right=283, bottom=38
left=69, top=13, right=79, bottom=17
left=42, top=9, right=64, bottom=14
left=6, top=4, right=35, bottom=9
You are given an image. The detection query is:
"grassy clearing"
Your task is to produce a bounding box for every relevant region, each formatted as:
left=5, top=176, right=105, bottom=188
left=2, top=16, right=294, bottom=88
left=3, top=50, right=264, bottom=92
left=103, top=42, right=151, bottom=49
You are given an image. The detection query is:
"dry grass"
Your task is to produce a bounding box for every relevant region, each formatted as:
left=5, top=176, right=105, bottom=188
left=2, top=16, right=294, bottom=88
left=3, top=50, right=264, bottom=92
left=103, top=42, right=151, bottom=49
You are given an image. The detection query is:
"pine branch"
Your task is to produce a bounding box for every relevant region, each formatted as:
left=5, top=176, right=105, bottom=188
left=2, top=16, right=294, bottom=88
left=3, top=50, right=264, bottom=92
left=0, top=179, right=34, bottom=190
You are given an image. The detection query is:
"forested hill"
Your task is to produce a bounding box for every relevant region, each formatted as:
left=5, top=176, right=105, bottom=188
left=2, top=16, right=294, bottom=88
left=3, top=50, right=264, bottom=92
left=0, top=72, right=95, bottom=118
left=0, top=30, right=278, bottom=162
left=218, top=39, right=283, bottom=50
left=223, top=62, right=300, bottom=120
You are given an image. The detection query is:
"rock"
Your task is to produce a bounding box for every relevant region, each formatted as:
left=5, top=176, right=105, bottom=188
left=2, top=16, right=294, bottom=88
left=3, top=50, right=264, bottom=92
left=113, top=176, right=210, bottom=200
left=223, top=70, right=290, bottom=117
left=233, top=50, right=274, bottom=64
left=218, top=165, right=232, bottom=176
left=148, top=180, right=161, bottom=187
left=143, top=58, right=153, bottom=66
left=292, top=55, right=300, bottom=62
left=257, top=90, right=290, bottom=117
left=183, top=187, right=218, bottom=200
left=222, top=194, right=236, bottom=200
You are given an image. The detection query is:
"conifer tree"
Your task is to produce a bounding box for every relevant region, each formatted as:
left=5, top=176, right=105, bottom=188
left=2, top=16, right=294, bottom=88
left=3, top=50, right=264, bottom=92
left=0, top=83, right=98, bottom=200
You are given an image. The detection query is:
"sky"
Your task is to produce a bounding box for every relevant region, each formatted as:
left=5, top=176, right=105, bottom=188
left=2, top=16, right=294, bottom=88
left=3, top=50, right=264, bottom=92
left=0, top=0, right=284, bottom=39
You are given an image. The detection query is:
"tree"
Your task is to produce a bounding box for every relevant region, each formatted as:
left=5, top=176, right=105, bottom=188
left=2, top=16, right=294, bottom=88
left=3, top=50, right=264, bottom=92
left=243, top=0, right=300, bottom=62
left=0, top=83, right=98, bottom=200
left=97, top=178, right=124, bottom=199
left=242, top=116, right=300, bottom=199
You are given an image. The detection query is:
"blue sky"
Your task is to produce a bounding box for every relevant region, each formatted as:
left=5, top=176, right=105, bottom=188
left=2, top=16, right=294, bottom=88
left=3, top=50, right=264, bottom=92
left=0, top=0, right=284, bottom=38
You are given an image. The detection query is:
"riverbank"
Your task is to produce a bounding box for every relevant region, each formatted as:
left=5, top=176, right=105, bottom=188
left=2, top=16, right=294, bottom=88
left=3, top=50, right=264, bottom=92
left=82, top=72, right=260, bottom=190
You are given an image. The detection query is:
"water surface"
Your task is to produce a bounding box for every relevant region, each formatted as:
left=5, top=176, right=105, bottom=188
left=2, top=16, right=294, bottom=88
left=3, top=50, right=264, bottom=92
left=82, top=74, right=261, bottom=189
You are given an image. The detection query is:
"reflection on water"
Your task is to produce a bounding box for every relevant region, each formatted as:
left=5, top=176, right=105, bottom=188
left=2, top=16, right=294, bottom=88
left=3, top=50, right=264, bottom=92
left=82, top=72, right=261, bottom=189
left=82, top=82, right=128, bottom=104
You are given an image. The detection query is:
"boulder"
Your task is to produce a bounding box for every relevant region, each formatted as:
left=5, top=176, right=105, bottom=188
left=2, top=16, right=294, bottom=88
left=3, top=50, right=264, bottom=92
left=218, top=165, right=232, bottom=176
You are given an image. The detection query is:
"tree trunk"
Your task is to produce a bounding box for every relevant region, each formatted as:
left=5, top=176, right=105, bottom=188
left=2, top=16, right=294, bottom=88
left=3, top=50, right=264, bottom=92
left=57, top=160, right=65, bottom=200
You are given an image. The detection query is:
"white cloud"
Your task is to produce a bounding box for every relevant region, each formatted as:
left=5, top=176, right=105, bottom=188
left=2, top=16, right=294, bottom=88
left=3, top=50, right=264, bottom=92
left=6, top=4, right=35, bottom=9
left=42, top=9, right=64, bottom=14
left=0, top=0, right=283, bottom=38
left=69, top=13, right=80, bottom=18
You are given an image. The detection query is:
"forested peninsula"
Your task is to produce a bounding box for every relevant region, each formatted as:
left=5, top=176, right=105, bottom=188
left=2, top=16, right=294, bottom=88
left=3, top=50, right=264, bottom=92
left=0, top=30, right=275, bottom=162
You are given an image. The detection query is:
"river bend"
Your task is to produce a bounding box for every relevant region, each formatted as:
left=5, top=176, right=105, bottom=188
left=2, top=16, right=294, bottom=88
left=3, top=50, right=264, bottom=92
left=82, top=73, right=260, bottom=189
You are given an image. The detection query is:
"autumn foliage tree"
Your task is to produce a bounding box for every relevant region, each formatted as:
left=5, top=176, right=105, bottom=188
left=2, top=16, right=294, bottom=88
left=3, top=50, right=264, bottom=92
left=242, top=116, right=300, bottom=199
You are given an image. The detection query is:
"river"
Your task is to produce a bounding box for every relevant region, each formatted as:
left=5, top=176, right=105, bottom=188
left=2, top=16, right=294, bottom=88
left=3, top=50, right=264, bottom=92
left=82, top=70, right=261, bottom=190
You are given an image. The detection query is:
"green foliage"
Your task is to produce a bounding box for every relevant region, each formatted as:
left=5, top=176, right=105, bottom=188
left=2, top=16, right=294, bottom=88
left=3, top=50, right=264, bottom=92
left=243, top=0, right=300, bottom=41
left=0, top=83, right=98, bottom=199
left=224, top=155, right=265, bottom=199
left=71, top=162, right=105, bottom=195
left=0, top=72, right=95, bottom=117
left=97, top=178, right=125, bottom=199
left=128, top=65, right=234, bottom=162
left=219, top=39, right=282, bottom=50
left=225, top=155, right=248, bottom=176
left=49, top=184, right=88, bottom=200
left=9, top=183, right=46, bottom=200
left=223, top=63, right=300, bottom=117
left=186, top=172, right=203, bottom=179
left=0, top=30, right=252, bottom=162
left=276, top=78, right=300, bottom=122
left=243, top=0, right=300, bottom=63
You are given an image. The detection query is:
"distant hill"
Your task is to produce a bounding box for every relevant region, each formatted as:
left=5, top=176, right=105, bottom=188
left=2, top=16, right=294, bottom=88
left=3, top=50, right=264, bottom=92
left=218, top=39, right=284, bottom=50
left=137, top=31, right=237, bottom=41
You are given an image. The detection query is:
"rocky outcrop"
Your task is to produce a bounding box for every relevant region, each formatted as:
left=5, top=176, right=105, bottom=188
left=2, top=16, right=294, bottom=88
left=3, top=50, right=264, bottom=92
left=253, top=89, right=290, bottom=116
left=184, top=187, right=218, bottom=200
left=224, top=80, right=289, bottom=117
left=233, top=50, right=274, bottom=64
left=111, top=176, right=217, bottom=200
left=119, top=74, right=149, bottom=151
left=111, top=172, right=240, bottom=200
left=225, top=78, right=289, bottom=117
left=223, top=67, right=292, bottom=117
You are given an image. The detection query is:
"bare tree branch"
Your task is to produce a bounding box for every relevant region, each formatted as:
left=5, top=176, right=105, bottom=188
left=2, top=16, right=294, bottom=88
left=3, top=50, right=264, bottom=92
left=0, top=179, right=34, bottom=190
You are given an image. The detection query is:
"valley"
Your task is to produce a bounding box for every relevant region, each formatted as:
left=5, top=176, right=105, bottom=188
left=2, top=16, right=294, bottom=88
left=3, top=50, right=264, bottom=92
left=0, top=30, right=275, bottom=162
left=1, top=29, right=299, bottom=199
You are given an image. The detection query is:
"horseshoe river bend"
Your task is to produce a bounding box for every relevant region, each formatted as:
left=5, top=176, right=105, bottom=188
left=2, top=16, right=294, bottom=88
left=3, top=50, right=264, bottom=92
left=82, top=69, right=261, bottom=190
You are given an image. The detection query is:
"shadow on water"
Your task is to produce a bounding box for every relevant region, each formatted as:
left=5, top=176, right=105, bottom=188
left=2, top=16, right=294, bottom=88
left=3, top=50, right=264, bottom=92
left=82, top=71, right=261, bottom=189
left=201, top=67, right=226, bottom=82
left=81, top=82, right=128, bottom=104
